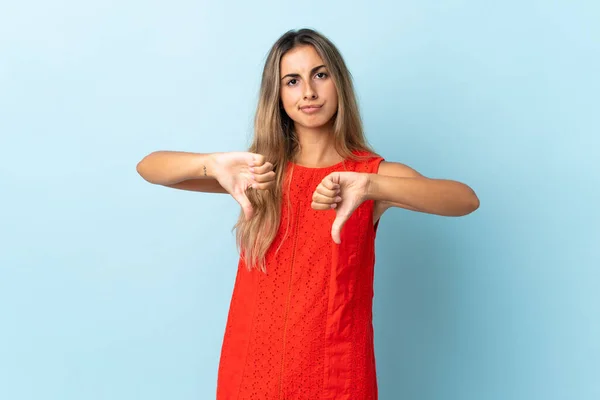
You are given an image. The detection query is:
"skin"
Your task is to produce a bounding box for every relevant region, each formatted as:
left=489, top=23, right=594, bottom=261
left=279, top=44, right=480, bottom=243
left=137, top=44, right=479, bottom=242
left=279, top=44, right=342, bottom=167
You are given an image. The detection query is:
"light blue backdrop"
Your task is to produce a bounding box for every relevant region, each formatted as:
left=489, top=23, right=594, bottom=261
left=1, top=1, right=598, bottom=399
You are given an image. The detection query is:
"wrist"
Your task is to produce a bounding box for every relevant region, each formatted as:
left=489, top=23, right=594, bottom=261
left=197, top=153, right=218, bottom=178
left=364, top=173, right=377, bottom=201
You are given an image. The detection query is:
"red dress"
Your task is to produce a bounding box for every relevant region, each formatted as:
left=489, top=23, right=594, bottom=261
left=217, top=151, right=385, bottom=400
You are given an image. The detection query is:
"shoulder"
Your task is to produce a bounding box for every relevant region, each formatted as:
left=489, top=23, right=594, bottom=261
left=376, top=160, right=424, bottom=178
left=349, top=149, right=384, bottom=164
left=348, top=150, right=423, bottom=178
left=346, top=149, right=384, bottom=173
left=350, top=149, right=380, bottom=158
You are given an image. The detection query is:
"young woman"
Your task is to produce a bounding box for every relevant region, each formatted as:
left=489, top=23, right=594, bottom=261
left=137, top=28, right=479, bottom=400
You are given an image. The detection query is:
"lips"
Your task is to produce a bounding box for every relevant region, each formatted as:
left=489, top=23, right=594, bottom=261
left=300, top=104, right=323, bottom=113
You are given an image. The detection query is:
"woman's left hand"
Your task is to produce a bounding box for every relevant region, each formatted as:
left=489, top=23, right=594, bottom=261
left=311, top=171, right=370, bottom=244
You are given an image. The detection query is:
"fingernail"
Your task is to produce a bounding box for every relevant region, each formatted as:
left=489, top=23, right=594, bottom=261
left=249, top=167, right=255, bottom=172
left=331, top=203, right=337, bottom=209
left=335, top=196, right=342, bottom=202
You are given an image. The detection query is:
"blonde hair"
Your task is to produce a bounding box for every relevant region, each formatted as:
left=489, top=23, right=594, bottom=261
left=235, top=28, right=377, bottom=272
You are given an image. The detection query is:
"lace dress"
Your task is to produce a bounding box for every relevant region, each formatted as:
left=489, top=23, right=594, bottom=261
left=217, top=151, right=385, bottom=400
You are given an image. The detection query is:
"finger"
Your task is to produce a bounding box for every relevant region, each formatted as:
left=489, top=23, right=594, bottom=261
left=249, top=153, right=266, bottom=167
left=331, top=214, right=348, bottom=244
left=253, top=170, right=276, bottom=183
left=251, top=161, right=274, bottom=174
left=232, top=191, right=254, bottom=220
left=312, top=192, right=341, bottom=204
left=251, top=181, right=275, bottom=190
left=311, top=201, right=337, bottom=211
left=315, top=184, right=338, bottom=197
left=322, top=173, right=341, bottom=190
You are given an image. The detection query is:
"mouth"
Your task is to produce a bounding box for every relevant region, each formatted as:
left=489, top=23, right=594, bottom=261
left=299, top=104, right=323, bottom=113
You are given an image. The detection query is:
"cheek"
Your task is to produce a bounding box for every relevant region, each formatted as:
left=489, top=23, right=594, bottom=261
left=323, top=82, right=338, bottom=102
left=280, top=90, right=298, bottom=113
left=325, top=84, right=339, bottom=111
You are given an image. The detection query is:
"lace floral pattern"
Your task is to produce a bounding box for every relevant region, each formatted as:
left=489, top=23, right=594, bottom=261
left=217, top=151, right=385, bottom=400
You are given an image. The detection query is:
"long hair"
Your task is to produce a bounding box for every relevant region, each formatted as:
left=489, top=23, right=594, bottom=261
left=235, top=28, right=377, bottom=272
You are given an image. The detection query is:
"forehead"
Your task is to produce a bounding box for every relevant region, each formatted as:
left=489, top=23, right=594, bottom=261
left=280, top=45, right=325, bottom=75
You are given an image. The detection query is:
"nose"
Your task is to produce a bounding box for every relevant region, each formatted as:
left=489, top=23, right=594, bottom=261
left=303, top=82, right=318, bottom=100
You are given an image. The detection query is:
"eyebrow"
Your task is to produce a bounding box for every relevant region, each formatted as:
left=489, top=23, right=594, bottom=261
left=280, top=64, right=327, bottom=81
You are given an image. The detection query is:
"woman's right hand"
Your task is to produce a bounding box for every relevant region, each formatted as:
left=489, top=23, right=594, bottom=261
left=210, top=152, right=275, bottom=220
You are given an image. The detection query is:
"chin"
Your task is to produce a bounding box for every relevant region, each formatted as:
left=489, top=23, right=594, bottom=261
left=291, top=114, right=336, bottom=130
left=304, top=118, right=329, bottom=127
left=297, top=120, right=332, bottom=130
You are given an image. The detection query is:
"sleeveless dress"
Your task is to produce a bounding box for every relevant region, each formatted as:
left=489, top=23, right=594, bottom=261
left=217, top=151, right=385, bottom=400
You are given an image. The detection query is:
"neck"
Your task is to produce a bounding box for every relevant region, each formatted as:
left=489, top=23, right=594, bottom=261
left=292, top=121, right=342, bottom=167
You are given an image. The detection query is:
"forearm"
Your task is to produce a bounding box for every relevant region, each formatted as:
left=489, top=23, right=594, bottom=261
left=366, top=174, right=480, bottom=216
left=136, top=151, right=218, bottom=185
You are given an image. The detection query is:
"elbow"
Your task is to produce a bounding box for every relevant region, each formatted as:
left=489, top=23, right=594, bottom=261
left=463, top=189, right=480, bottom=215
left=470, top=194, right=480, bottom=213
left=136, top=154, right=156, bottom=184
left=452, top=185, right=479, bottom=216
left=136, top=158, right=147, bottom=179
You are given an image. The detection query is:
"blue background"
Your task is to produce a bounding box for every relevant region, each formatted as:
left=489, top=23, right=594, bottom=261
left=1, top=1, right=598, bottom=399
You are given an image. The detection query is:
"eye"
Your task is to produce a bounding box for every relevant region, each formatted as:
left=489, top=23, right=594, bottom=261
left=316, top=72, right=328, bottom=79
left=286, top=79, right=298, bottom=86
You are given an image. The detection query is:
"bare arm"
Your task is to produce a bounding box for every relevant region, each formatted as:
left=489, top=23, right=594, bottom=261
left=136, top=151, right=227, bottom=193
left=136, top=150, right=276, bottom=220
left=368, top=161, right=479, bottom=216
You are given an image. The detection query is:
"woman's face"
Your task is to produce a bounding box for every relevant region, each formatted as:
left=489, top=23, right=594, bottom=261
left=279, top=45, right=339, bottom=131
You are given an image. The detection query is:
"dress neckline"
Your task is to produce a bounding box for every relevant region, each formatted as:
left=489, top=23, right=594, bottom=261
left=287, top=159, right=346, bottom=171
